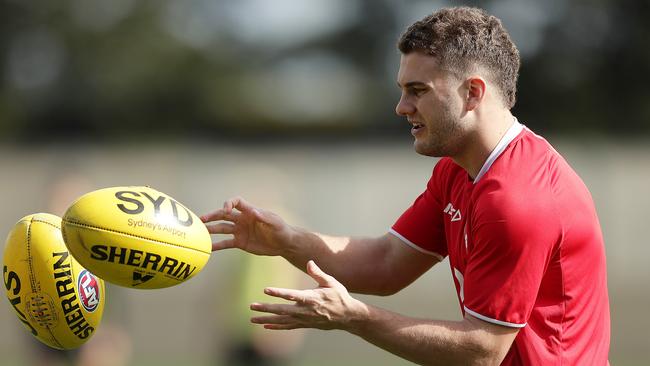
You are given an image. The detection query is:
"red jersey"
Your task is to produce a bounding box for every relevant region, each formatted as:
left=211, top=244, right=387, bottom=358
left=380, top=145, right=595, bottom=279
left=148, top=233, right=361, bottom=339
left=391, top=122, right=610, bottom=365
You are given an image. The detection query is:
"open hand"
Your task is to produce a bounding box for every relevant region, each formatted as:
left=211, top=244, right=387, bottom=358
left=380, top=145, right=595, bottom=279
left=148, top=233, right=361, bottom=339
left=201, top=197, right=293, bottom=256
left=250, top=260, right=368, bottom=331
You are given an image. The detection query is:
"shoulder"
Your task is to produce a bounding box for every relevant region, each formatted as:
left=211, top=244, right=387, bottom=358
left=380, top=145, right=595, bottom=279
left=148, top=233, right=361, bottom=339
left=428, top=157, right=465, bottom=190
left=475, top=128, right=564, bottom=201
left=431, top=157, right=459, bottom=176
left=494, top=128, right=559, bottom=179
left=472, top=176, right=557, bottom=223
left=471, top=129, right=564, bottom=234
left=474, top=130, right=558, bottom=211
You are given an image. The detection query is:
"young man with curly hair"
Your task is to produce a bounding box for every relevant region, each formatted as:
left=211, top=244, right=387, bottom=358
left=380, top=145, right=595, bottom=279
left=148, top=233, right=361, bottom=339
left=203, top=7, right=610, bottom=365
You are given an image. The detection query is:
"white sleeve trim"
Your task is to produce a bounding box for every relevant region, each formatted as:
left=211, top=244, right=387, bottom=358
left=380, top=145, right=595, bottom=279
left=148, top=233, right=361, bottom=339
left=389, top=228, right=444, bottom=261
left=464, top=306, right=527, bottom=328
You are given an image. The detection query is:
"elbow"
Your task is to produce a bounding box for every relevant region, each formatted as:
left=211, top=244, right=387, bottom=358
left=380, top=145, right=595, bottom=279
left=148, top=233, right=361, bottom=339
left=420, top=346, right=505, bottom=366
left=461, top=329, right=517, bottom=366
left=367, top=280, right=406, bottom=296
left=462, top=335, right=511, bottom=366
left=472, top=352, right=508, bottom=366
left=454, top=344, right=506, bottom=366
left=371, top=288, right=400, bottom=297
left=368, top=265, right=412, bottom=296
left=348, top=282, right=402, bottom=296
left=458, top=316, right=516, bottom=366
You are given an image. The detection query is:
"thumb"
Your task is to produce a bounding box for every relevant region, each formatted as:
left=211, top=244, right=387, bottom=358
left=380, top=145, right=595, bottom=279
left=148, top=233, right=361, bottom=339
left=232, top=198, right=270, bottom=225
left=307, top=260, right=337, bottom=288
left=251, top=208, right=268, bottom=223
left=252, top=208, right=283, bottom=229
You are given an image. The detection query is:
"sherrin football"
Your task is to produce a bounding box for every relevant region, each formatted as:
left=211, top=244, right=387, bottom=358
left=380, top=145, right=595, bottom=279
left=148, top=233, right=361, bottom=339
left=3, top=213, right=105, bottom=350
left=61, top=186, right=211, bottom=289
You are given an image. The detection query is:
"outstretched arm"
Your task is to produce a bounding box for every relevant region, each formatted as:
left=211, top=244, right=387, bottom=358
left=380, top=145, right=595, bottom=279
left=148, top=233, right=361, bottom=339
left=201, top=197, right=439, bottom=295
left=252, top=261, right=519, bottom=366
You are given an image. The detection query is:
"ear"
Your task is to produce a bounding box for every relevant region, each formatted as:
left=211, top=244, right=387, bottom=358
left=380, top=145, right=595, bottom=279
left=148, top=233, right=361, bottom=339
left=466, top=76, right=486, bottom=111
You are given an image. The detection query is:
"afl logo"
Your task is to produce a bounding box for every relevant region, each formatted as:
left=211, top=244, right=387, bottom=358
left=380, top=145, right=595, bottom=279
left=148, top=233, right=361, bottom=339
left=77, top=270, right=100, bottom=312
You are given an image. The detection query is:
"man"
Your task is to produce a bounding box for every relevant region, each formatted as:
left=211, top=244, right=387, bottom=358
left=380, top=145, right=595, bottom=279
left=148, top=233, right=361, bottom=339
left=202, top=7, right=610, bottom=365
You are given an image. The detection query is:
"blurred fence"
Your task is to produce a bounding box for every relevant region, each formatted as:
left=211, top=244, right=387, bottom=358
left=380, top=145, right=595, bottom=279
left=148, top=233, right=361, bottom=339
left=0, top=139, right=648, bottom=365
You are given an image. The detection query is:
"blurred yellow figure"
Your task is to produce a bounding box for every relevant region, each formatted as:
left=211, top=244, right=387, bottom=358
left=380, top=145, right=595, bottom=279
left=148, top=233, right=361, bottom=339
left=222, top=254, right=305, bottom=366
left=214, top=167, right=306, bottom=366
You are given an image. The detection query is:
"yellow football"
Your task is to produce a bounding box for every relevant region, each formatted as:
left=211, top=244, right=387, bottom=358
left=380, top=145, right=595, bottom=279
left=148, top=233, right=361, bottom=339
left=61, top=186, right=211, bottom=289
left=3, top=213, right=105, bottom=350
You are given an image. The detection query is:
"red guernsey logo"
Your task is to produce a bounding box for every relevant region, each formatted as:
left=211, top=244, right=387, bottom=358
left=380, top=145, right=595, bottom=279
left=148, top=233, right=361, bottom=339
left=77, top=270, right=100, bottom=312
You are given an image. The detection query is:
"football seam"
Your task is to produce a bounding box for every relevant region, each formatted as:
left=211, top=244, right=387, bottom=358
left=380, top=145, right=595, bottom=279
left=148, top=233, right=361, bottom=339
left=26, top=217, right=66, bottom=349
left=31, top=219, right=61, bottom=230
left=26, top=218, right=37, bottom=293
left=62, top=219, right=211, bottom=255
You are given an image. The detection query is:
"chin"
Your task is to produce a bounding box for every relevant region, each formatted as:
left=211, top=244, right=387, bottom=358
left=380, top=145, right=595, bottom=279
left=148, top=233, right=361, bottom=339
left=414, top=138, right=449, bottom=157
left=413, top=142, right=438, bottom=157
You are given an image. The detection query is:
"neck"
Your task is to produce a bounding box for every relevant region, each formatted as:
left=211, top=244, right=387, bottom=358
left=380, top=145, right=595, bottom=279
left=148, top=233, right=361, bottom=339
left=451, top=110, right=515, bottom=180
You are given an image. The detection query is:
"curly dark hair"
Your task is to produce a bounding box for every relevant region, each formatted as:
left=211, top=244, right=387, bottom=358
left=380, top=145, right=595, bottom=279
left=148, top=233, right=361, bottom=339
left=398, top=7, right=520, bottom=109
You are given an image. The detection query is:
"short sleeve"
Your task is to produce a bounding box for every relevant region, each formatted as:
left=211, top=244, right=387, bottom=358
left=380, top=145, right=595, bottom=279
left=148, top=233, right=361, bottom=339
left=390, top=161, right=448, bottom=260
left=462, top=183, right=561, bottom=327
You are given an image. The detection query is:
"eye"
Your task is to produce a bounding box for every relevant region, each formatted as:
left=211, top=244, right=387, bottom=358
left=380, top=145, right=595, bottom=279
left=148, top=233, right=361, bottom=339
left=408, top=87, right=427, bottom=96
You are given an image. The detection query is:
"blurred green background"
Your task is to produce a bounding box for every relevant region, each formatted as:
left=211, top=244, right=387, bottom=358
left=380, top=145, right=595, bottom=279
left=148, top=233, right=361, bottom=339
left=1, top=0, right=648, bottom=365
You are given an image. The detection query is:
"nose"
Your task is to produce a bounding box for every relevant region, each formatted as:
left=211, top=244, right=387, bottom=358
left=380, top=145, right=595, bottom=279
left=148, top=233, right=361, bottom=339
left=395, top=94, right=415, bottom=116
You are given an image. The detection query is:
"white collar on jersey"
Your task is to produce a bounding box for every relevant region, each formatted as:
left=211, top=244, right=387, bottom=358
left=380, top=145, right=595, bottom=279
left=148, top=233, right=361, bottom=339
left=473, top=118, right=524, bottom=183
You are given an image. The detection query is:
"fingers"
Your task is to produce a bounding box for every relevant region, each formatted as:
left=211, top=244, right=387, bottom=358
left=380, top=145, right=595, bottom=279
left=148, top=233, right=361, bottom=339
left=205, top=222, right=235, bottom=235
left=221, top=197, right=269, bottom=226
left=250, top=302, right=303, bottom=316
left=201, top=195, right=255, bottom=223
left=223, top=196, right=258, bottom=215
left=201, top=197, right=267, bottom=226
left=212, top=239, right=236, bottom=251
left=263, top=324, right=301, bottom=330
left=251, top=315, right=303, bottom=330
left=263, top=287, right=309, bottom=303
left=200, top=209, right=222, bottom=223
left=250, top=313, right=303, bottom=330
left=200, top=209, right=241, bottom=223
left=250, top=315, right=294, bottom=325
left=306, top=260, right=337, bottom=287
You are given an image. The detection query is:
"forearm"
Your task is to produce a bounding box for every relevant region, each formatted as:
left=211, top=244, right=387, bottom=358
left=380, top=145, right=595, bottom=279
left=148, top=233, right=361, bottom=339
left=282, top=227, right=392, bottom=294
left=347, top=304, right=508, bottom=366
left=251, top=260, right=516, bottom=365
left=203, top=197, right=435, bottom=295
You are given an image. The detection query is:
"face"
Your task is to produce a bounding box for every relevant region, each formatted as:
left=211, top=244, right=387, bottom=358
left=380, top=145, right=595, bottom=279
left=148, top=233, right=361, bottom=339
left=396, top=52, right=467, bottom=157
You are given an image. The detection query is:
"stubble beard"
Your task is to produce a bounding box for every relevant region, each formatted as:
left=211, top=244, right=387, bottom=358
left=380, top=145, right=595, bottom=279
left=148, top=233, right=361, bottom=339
left=414, top=105, right=464, bottom=158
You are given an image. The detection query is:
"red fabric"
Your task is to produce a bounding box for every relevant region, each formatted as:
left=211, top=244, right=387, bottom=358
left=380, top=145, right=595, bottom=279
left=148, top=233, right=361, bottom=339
left=392, top=128, right=610, bottom=365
